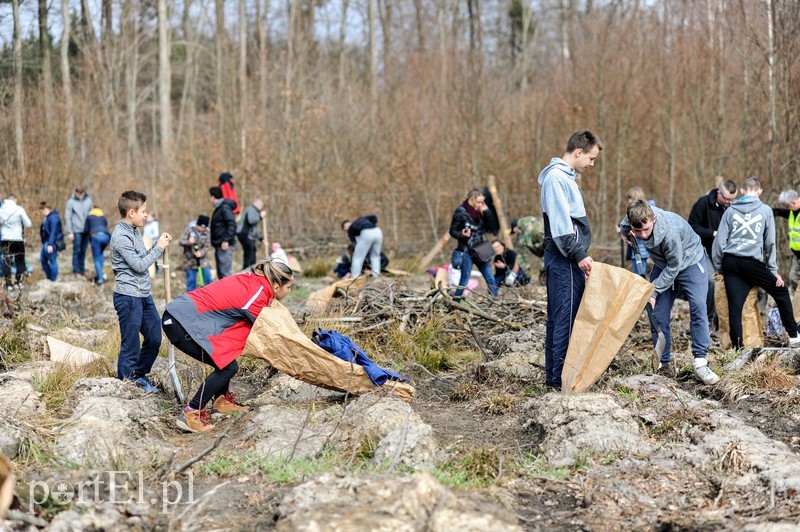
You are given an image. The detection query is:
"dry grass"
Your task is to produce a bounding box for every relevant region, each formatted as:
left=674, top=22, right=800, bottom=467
left=717, top=357, right=798, bottom=402
left=33, top=359, right=115, bottom=410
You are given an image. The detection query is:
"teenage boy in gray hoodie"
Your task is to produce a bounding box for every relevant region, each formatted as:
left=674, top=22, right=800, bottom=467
left=712, top=176, right=800, bottom=349
left=538, top=129, right=603, bottom=390
left=109, top=190, right=172, bottom=393
left=620, top=200, right=719, bottom=385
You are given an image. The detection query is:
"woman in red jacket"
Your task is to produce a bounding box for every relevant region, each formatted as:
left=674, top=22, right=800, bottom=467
left=162, top=259, right=294, bottom=433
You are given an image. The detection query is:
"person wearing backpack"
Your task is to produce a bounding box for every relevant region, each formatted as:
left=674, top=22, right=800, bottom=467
left=162, top=259, right=294, bottom=433
left=39, top=202, right=64, bottom=282
left=0, top=194, right=32, bottom=292
left=449, top=189, right=498, bottom=299
left=85, top=206, right=111, bottom=285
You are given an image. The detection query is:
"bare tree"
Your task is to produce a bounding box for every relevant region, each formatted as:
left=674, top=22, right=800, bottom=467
left=38, top=0, right=54, bottom=128
left=159, top=0, right=173, bottom=161
left=61, top=0, right=74, bottom=155
left=368, top=0, right=378, bottom=123
left=12, top=0, right=25, bottom=179
left=239, top=0, right=248, bottom=168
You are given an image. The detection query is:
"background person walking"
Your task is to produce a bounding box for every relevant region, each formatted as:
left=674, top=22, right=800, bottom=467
left=64, top=187, right=93, bottom=276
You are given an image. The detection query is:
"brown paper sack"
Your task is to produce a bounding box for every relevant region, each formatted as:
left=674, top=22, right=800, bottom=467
left=242, top=301, right=415, bottom=401
left=561, top=262, right=654, bottom=394
left=0, top=452, right=14, bottom=518
left=305, top=276, right=368, bottom=313
left=715, top=277, right=762, bottom=349
left=44, top=336, right=104, bottom=366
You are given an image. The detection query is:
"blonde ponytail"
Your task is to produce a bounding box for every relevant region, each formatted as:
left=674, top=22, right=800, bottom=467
left=253, top=259, right=293, bottom=287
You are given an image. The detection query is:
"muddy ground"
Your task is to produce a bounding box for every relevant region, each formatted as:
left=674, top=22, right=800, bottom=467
left=2, top=267, right=800, bottom=531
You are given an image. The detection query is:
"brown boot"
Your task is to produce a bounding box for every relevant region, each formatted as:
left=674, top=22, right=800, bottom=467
left=210, top=392, right=250, bottom=418
left=176, top=407, right=215, bottom=433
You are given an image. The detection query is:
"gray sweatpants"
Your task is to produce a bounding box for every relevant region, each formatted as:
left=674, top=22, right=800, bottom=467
left=215, top=245, right=235, bottom=279
left=351, top=227, right=383, bottom=277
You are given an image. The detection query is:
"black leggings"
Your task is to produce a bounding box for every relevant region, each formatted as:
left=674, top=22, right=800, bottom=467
left=721, top=254, right=798, bottom=348
left=162, top=310, right=239, bottom=410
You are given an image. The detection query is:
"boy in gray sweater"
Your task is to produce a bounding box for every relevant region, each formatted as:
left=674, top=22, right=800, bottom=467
left=109, top=191, right=172, bottom=392
left=712, top=176, right=800, bottom=349
left=620, top=200, right=719, bottom=384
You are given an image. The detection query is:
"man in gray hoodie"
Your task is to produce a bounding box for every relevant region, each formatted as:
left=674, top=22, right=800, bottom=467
left=538, top=129, right=603, bottom=390
left=65, top=187, right=93, bottom=276
left=620, top=200, right=719, bottom=385
left=712, top=176, right=800, bottom=349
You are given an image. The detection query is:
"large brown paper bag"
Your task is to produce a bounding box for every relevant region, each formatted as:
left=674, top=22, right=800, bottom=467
left=715, top=276, right=762, bottom=349
left=561, top=262, right=653, bottom=394
left=243, top=301, right=414, bottom=401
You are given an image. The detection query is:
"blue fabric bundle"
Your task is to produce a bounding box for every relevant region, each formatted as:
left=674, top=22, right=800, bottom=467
left=312, top=328, right=408, bottom=386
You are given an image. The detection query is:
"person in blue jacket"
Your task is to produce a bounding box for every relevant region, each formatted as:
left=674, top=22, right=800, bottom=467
left=39, top=202, right=63, bottom=282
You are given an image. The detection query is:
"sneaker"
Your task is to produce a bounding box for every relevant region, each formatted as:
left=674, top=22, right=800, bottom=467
left=210, top=392, right=250, bottom=418
left=176, top=407, right=215, bottom=433
left=694, top=365, right=720, bottom=385
left=789, top=335, right=800, bottom=347
left=133, top=377, right=159, bottom=394
left=656, top=361, right=677, bottom=378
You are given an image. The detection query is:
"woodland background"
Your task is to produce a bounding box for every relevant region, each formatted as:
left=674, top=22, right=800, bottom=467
left=0, top=0, right=798, bottom=254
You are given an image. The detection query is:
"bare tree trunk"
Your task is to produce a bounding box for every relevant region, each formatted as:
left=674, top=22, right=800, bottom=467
left=766, top=0, right=776, bottom=181
left=61, top=0, right=75, bottom=155
left=123, top=0, right=139, bottom=171
left=338, top=0, right=349, bottom=88
left=239, top=0, right=248, bottom=170
left=412, top=0, right=425, bottom=51
left=176, top=0, right=197, bottom=151
left=378, top=0, right=392, bottom=88
left=13, top=0, right=25, bottom=180
left=102, top=0, right=113, bottom=41
left=38, top=0, right=54, bottom=128
left=159, top=0, right=173, bottom=162
left=258, top=0, right=269, bottom=113
left=215, top=0, right=227, bottom=147
left=368, top=0, right=378, bottom=124
left=559, top=0, right=571, bottom=62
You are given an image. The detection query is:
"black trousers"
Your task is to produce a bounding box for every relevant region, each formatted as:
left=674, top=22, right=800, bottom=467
left=237, top=234, right=257, bottom=269
left=2, top=240, right=26, bottom=287
left=162, top=310, right=239, bottom=409
left=721, top=254, right=798, bottom=348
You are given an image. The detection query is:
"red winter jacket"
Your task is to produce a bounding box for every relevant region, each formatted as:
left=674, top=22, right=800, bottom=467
left=164, top=272, right=274, bottom=368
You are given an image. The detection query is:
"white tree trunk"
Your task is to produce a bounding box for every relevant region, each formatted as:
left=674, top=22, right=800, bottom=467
left=159, top=0, right=173, bottom=161
left=13, top=0, right=25, bottom=180
left=60, top=0, right=74, bottom=155
left=239, top=0, right=247, bottom=168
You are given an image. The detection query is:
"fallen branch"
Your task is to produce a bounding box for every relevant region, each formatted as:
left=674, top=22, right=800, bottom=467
left=171, top=423, right=233, bottom=476
left=438, top=289, right=523, bottom=330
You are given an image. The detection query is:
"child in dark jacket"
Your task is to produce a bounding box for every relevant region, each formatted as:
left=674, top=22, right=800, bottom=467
left=39, top=202, right=63, bottom=282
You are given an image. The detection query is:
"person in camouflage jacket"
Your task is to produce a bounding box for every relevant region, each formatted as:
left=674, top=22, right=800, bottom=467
left=511, top=216, right=545, bottom=275
left=179, top=215, right=213, bottom=291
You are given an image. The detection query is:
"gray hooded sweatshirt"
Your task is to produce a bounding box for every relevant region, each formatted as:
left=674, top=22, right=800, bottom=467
left=712, top=195, right=777, bottom=274
left=620, top=207, right=705, bottom=296
left=538, top=157, right=591, bottom=262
